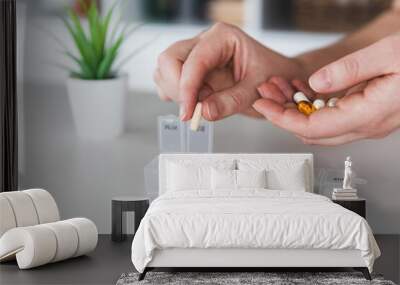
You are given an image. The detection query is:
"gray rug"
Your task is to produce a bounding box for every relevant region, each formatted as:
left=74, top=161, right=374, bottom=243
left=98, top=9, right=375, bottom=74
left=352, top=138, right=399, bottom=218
left=116, top=272, right=396, bottom=285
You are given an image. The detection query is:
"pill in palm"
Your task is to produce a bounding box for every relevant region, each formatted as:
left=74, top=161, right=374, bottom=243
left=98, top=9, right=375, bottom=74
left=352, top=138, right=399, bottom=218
left=293, top=92, right=316, bottom=116
left=327, top=97, right=339, bottom=107
left=190, top=102, right=203, bottom=131
left=313, top=99, right=326, bottom=110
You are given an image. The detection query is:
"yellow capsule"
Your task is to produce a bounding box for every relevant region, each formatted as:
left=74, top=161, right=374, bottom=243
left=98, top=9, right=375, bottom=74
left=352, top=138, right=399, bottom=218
left=293, top=92, right=316, bottom=116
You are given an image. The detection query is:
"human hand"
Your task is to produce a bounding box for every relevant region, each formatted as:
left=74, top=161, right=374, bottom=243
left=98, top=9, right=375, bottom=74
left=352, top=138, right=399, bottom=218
left=154, top=23, right=304, bottom=121
left=253, top=34, right=400, bottom=146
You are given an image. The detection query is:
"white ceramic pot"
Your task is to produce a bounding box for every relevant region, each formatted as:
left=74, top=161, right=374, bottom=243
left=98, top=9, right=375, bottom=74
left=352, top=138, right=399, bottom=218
left=66, top=75, right=127, bottom=140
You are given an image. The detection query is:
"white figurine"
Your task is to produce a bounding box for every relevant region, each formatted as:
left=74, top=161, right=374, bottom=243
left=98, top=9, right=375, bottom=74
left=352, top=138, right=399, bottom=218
left=343, top=156, right=354, bottom=189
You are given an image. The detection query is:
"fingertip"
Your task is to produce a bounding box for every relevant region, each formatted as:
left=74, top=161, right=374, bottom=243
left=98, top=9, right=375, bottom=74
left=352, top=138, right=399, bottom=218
left=291, top=79, right=315, bottom=100
left=252, top=98, right=285, bottom=120
left=269, top=76, right=286, bottom=87
left=179, top=86, right=197, bottom=121
left=180, top=114, right=190, bottom=121
left=269, top=76, right=295, bottom=100
left=252, top=98, right=264, bottom=111
left=256, top=83, right=269, bottom=97
left=309, top=68, right=331, bottom=92
left=252, top=100, right=266, bottom=117
left=180, top=103, right=195, bottom=121
left=179, top=104, right=186, bottom=120
left=202, top=100, right=219, bottom=121
left=256, top=82, right=286, bottom=104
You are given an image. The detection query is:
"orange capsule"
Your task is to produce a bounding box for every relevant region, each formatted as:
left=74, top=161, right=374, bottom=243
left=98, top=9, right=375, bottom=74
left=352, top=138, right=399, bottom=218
left=293, top=92, right=316, bottom=116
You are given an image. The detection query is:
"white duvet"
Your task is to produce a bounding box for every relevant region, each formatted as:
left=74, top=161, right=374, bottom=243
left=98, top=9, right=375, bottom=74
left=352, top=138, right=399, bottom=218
left=131, top=190, right=380, bottom=273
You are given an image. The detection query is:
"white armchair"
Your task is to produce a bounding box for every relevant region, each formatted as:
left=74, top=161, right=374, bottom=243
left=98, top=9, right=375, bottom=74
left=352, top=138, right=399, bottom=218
left=0, top=189, right=97, bottom=269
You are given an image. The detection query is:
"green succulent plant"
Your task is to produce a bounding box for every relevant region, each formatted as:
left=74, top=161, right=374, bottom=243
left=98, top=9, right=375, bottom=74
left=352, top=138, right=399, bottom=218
left=62, top=1, right=136, bottom=80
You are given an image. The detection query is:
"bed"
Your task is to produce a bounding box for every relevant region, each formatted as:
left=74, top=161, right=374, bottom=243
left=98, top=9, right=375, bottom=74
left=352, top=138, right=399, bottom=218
left=131, top=153, right=380, bottom=281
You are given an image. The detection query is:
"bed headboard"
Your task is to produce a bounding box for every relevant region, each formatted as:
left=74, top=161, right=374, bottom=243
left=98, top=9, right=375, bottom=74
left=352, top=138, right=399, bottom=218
left=158, top=153, right=314, bottom=194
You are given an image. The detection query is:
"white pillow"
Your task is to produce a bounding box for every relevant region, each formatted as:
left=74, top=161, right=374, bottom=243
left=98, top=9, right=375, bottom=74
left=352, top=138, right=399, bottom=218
left=166, top=159, right=236, bottom=191
left=211, top=169, right=267, bottom=190
left=211, top=168, right=236, bottom=190
left=236, top=169, right=267, bottom=189
left=238, top=159, right=308, bottom=191
left=167, top=162, right=210, bottom=191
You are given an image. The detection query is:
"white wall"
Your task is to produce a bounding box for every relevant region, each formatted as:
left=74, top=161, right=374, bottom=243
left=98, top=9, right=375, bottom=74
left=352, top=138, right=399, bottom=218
left=21, top=17, right=399, bottom=234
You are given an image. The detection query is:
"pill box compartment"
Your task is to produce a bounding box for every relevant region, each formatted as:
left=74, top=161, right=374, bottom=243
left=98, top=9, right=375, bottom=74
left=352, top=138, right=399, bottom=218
left=150, top=115, right=213, bottom=199
left=186, top=120, right=214, bottom=153
left=158, top=115, right=186, bottom=153
left=158, top=114, right=214, bottom=153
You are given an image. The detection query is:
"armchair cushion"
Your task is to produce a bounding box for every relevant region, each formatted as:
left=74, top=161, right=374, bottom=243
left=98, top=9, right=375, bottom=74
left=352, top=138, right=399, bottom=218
left=0, top=196, right=17, bottom=237
left=0, top=189, right=97, bottom=269
left=0, top=189, right=60, bottom=237
left=0, top=218, right=97, bottom=269
left=24, top=189, right=60, bottom=223
left=1, top=191, right=40, bottom=227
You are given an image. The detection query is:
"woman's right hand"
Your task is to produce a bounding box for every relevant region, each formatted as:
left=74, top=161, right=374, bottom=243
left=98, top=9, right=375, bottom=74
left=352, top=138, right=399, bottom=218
left=154, top=22, right=306, bottom=121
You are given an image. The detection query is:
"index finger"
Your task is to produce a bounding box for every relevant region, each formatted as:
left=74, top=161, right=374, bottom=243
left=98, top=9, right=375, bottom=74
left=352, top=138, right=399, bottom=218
left=156, top=38, right=198, bottom=102
left=179, top=39, right=234, bottom=120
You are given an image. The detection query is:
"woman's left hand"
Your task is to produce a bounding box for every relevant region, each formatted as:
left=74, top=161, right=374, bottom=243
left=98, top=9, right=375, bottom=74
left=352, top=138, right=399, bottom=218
left=253, top=34, right=400, bottom=146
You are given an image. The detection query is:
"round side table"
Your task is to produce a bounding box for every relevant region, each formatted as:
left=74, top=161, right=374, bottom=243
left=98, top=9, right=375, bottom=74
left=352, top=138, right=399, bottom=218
left=111, top=196, right=149, bottom=242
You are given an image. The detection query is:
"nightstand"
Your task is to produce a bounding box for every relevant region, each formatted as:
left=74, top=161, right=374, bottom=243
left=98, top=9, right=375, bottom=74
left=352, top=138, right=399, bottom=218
left=111, top=196, right=149, bottom=242
left=332, top=198, right=366, bottom=218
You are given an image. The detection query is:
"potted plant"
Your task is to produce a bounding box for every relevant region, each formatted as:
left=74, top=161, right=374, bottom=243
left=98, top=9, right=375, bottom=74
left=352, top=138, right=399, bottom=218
left=63, top=1, right=131, bottom=140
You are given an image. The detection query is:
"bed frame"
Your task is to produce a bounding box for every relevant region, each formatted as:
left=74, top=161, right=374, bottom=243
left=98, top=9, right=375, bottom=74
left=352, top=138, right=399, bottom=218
left=138, top=153, right=371, bottom=281
left=140, top=248, right=371, bottom=280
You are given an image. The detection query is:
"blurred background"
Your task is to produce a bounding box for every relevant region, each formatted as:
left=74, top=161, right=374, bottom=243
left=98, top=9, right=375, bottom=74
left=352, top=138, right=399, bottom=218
left=16, top=0, right=399, bottom=235
left=26, top=0, right=393, bottom=30
left=21, top=0, right=394, bottom=90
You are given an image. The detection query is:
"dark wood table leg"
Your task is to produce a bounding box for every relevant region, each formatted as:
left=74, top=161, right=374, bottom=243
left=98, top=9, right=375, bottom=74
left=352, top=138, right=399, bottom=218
left=112, top=201, right=124, bottom=242
left=134, top=201, right=149, bottom=234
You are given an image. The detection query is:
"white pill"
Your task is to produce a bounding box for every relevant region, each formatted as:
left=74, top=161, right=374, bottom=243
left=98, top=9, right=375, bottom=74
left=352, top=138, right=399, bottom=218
left=293, top=92, right=311, bottom=104
left=327, top=97, right=339, bottom=107
left=313, top=99, right=325, bottom=110
left=190, top=102, right=203, bottom=131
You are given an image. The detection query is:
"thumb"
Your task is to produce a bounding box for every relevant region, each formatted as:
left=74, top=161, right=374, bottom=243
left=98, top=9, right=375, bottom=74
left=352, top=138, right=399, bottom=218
left=309, top=36, right=399, bottom=93
left=202, top=82, right=258, bottom=121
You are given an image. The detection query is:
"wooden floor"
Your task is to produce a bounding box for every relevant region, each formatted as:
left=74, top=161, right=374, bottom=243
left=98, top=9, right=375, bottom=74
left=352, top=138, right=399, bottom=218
left=0, top=235, right=398, bottom=285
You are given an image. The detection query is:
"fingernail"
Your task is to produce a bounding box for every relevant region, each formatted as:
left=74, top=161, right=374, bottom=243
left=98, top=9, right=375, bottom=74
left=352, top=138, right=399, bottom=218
left=179, top=104, right=186, bottom=120
left=309, top=69, right=331, bottom=91
left=252, top=101, right=258, bottom=108
left=206, top=101, right=219, bottom=120
left=256, top=86, right=265, bottom=97
left=252, top=101, right=268, bottom=119
left=252, top=101, right=261, bottom=112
